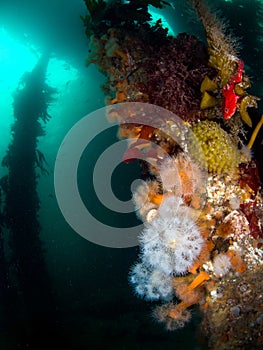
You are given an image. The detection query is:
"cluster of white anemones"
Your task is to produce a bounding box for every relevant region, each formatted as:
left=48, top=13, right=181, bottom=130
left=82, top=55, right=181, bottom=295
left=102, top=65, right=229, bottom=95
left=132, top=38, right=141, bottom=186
left=158, top=153, right=205, bottom=197
left=129, top=196, right=204, bottom=301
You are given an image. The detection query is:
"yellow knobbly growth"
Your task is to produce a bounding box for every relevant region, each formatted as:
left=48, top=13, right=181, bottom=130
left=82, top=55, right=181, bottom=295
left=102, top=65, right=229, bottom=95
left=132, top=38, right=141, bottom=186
left=190, top=120, right=241, bottom=174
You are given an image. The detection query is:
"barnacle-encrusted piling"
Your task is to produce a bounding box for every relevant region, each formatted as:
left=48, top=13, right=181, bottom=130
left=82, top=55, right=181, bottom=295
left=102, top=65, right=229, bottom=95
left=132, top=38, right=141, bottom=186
left=83, top=0, right=263, bottom=348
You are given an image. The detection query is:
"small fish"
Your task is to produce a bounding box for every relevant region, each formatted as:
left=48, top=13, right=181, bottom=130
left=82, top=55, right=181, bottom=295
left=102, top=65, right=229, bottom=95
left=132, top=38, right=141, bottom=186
left=222, top=60, right=244, bottom=119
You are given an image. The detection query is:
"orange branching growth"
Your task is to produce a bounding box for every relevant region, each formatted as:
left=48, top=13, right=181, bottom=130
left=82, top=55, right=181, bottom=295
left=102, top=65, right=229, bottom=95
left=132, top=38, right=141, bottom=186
left=139, top=125, right=155, bottom=140
left=188, top=271, right=210, bottom=290
left=216, top=222, right=232, bottom=238
left=168, top=301, right=192, bottom=319
left=188, top=194, right=202, bottom=210
left=111, top=91, right=127, bottom=104
left=166, top=271, right=210, bottom=325
left=153, top=301, right=192, bottom=331
left=227, top=250, right=247, bottom=274
left=148, top=193, right=163, bottom=205
left=175, top=282, right=203, bottom=305
left=188, top=233, right=215, bottom=274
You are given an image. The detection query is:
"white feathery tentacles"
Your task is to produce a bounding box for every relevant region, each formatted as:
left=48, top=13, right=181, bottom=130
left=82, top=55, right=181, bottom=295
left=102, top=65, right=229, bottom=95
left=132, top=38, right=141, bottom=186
left=129, top=195, right=204, bottom=300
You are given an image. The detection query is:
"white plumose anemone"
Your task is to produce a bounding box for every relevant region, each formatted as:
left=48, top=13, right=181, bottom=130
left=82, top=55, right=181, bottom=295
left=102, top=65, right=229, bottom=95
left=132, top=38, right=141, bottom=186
left=158, top=154, right=205, bottom=197
left=139, top=196, right=204, bottom=276
left=129, top=262, right=174, bottom=301
left=213, top=252, right=232, bottom=277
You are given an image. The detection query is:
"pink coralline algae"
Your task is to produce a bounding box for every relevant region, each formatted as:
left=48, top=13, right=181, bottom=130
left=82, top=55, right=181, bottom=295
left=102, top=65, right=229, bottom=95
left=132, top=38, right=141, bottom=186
left=137, top=33, right=215, bottom=120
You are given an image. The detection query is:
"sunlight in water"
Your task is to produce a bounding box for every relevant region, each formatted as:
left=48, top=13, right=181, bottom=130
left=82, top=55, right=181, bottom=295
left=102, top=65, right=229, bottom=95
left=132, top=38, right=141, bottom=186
left=0, top=28, right=38, bottom=87
left=0, top=27, right=79, bottom=176
left=149, top=6, right=176, bottom=36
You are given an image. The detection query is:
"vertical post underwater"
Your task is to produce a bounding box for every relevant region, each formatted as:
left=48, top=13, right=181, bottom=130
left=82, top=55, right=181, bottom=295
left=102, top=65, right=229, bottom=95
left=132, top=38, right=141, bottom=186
left=0, top=53, right=63, bottom=348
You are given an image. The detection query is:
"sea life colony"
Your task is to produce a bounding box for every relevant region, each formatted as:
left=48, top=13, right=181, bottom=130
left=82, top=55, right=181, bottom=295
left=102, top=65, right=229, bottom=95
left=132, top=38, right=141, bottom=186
left=82, top=0, right=263, bottom=348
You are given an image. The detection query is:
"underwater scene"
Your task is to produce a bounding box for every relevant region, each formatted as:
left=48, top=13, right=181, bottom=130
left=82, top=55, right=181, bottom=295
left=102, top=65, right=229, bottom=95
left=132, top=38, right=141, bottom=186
left=0, top=0, right=263, bottom=349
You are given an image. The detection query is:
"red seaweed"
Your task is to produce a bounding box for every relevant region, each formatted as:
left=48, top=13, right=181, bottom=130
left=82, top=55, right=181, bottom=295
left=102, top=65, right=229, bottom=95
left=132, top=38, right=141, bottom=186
left=240, top=201, right=263, bottom=241
left=238, top=160, right=261, bottom=193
